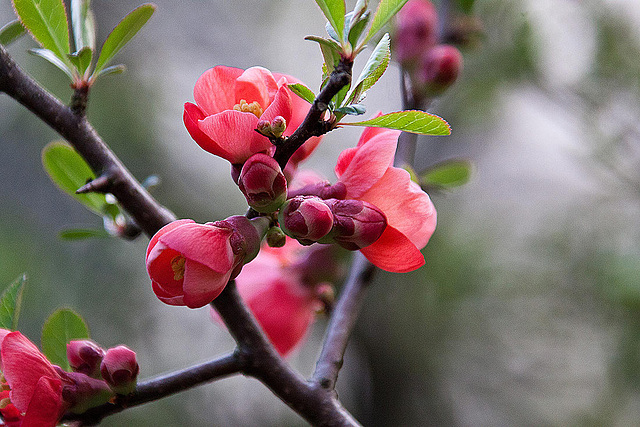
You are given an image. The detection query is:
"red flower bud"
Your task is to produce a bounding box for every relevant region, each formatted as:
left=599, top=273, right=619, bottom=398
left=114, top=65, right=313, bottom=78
left=238, top=153, right=287, bottom=213
left=279, top=196, right=334, bottom=245
left=393, top=0, right=438, bottom=67
left=325, top=199, right=387, bottom=250
left=256, top=119, right=272, bottom=137
left=415, top=44, right=463, bottom=95
left=54, top=368, right=113, bottom=414
left=100, top=345, right=139, bottom=395
left=67, top=340, right=105, bottom=378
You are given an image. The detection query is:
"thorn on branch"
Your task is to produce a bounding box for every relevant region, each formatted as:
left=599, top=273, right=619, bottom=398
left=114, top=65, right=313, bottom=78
left=76, top=175, right=111, bottom=194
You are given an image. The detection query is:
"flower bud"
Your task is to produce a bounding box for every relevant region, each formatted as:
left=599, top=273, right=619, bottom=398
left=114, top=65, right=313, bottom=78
left=266, top=226, right=287, bottom=248
left=100, top=345, right=139, bottom=395
left=256, top=119, right=273, bottom=137
left=393, top=0, right=438, bottom=67
left=415, top=44, right=463, bottom=96
left=55, top=368, right=113, bottom=414
left=279, top=196, right=334, bottom=245
left=325, top=199, right=387, bottom=250
left=211, top=215, right=267, bottom=267
left=270, top=116, right=287, bottom=138
left=67, top=340, right=105, bottom=378
left=238, top=153, right=287, bottom=213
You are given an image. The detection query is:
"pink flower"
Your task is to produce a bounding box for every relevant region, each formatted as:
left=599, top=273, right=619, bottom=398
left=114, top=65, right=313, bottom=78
left=184, top=66, right=321, bottom=166
left=212, top=240, right=325, bottom=356
left=0, top=330, right=65, bottom=427
left=393, top=0, right=438, bottom=66
left=146, top=217, right=264, bottom=309
left=335, top=126, right=437, bottom=272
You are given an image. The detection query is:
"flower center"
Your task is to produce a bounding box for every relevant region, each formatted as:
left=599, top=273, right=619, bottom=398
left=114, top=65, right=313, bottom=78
left=233, top=100, right=263, bottom=118
left=171, top=255, right=186, bottom=281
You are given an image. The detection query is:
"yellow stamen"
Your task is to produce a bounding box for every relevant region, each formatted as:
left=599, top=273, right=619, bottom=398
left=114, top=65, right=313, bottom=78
left=171, top=255, right=186, bottom=281
left=0, top=397, right=11, bottom=409
left=233, top=99, right=264, bottom=118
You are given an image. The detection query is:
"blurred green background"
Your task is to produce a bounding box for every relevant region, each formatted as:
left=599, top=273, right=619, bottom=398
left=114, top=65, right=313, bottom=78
left=2, top=0, right=640, bottom=425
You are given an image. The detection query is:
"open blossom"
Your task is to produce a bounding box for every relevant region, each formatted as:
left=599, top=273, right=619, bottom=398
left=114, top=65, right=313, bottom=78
left=184, top=66, right=321, bottom=166
left=335, top=126, right=437, bottom=273
left=0, top=329, right=64, bottom=426
left=212, top=240, right=327, bottom=356
left=146, top=217, right=264, bottom=309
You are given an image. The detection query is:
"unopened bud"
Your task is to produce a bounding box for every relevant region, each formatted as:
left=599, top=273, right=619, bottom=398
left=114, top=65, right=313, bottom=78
left=266, top=226, right=287, bottom=248
left=211, top=215, right=266, bottom=266
left=238, top=153, right=288, bottom=213
left=55, top=368, right=113, bottom=414
left=256, top=119, right=272, bottom=137
left=325, top=199, right=387, bottom=250
left=393, top=0, right=438, bottom=67
left=67, top=340, right=105, bottom=378
left=415, top=44, right=463, bottom=96
left=270, top=116, right=287, bottom=138
left=100, top=345, right=139, bottom=395
left=279, top=196, right=334, bottom=245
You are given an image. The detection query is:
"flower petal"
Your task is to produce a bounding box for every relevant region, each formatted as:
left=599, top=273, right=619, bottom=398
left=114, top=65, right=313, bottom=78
left=235, top=67, right=278, bottom=107
left=2, top=332, right=59, bottom=413
left=260, top=85, right=293, bottom=126
left=152, top=281, right=184, bottom=306
left=20, top=376, right=63, bottom=427
left=147, top=243, right=184, bottom=293
left=183, top=103, right=234, bottom=160
left=359, top=167, right=436, bottom=249
left=198, top=110, right=273, bottom=164
left=158, top=223, right=235, bottom=273
left=182, top=259, right=233, bottom=308
left=360, top=226, right=425, bottom=273
left=194, top=66, right=243, bottom=115
left=146, top=219, right=195, bottom=259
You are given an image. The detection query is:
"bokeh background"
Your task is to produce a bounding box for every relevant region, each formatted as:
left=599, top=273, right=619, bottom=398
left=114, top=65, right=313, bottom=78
left=2, top=0, right=640, bottom=425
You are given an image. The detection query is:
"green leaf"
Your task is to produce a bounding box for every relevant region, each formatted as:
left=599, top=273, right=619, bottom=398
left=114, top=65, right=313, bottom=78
left=420, top=160, right=472, bottom=189
left=0, top=275, right=26, bottom=330
left=364, top=0, right=409, bottom=43
left=334, top=104, right=366, bottom=115
left=29, top=48, right=75, bottom=80
left=0, top=20, right=26, bottom=46
left=341, top=110, right=451, bottom=135
left=94, top=3, right=156, bottom=75
left=59, top=228, right=110, bottom=240
left=314, top=0, right=346, bottom=42
left=42, top=141, right=111, bottom=216
left=11, top=0, right=70, bottom=61
left=288, top=83, right=316, bottom=104
left=68, top=46, right=93, bottom=76
left=345, top=32, right=390, bottom=105
left=347, top=10, right=370, bottom=47
left=71, top=0, right=96, bottom=52
left=92, top=64, right=126, bottom=81
left=305, top=35, right=342, bottom=76
left=41, top=308, right=89, bottom=371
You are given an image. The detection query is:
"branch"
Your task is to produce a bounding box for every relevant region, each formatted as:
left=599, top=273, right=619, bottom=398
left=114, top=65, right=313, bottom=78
left=273, top=57, right=353, bottom=169
left=212, top=281, right=360, bottom=426
left=0, top=45, right=175, bottom=237
left=62, top=353, right=241, bottom=425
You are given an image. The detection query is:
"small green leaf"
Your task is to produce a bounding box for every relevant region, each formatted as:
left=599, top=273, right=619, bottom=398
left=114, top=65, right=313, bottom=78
left=0, top=274, right=26, bottom=330
left=334, top=104, right=366, bottom=115
left=92, top=64, right=126, bottom=81
left=71, top=0, right=96, bottom=52
left=364, top=0, right=409, bottom=43
left=29, top=48, right=75, bottom=80
left=314, top=0, right=346, bottom=42
left=341, top=110, right=451, bottom=135
left=68, top=46, right=93, bottom=76
left=42, top=141, right=111, bottom=216
left=0, top=20, right=26, bottom=46
left=94, top=3, right=156, bottom=75
left=288, top=83, right=316, bottom=104
left=41, top=308, right=89, bottom=371
left=420, top=160, right=472, bottom=189
left=12, top=0, right=70, bottom=61
left=347, top=10, right=370, bottom=47
left=305, top=35, right=342, bottom=76
left=345, top=32, right=390, bottom=105
left=59, top=228, right=110, bottom=240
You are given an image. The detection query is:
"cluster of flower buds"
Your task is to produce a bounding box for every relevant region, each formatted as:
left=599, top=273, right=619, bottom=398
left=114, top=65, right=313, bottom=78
left=0, top=330, right=139, bottom=425
left=393, top=0, right=463, bottom=99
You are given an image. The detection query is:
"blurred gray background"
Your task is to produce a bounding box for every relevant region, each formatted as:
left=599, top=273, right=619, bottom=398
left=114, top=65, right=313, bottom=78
left=2, top=0, right=640, bottom=425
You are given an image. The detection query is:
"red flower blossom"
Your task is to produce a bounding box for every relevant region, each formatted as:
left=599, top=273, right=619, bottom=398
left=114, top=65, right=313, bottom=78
left=184, top=66, right=321, bottom=166
left=335, top=126, right=437, bottom=272
left=0, top=330, right=64, bottom=427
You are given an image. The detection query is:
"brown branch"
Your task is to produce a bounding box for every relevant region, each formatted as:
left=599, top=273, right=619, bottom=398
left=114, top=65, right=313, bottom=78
left=0, top=45, right=175, bottom=237
left=62, top=353, right=241, bottom=425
